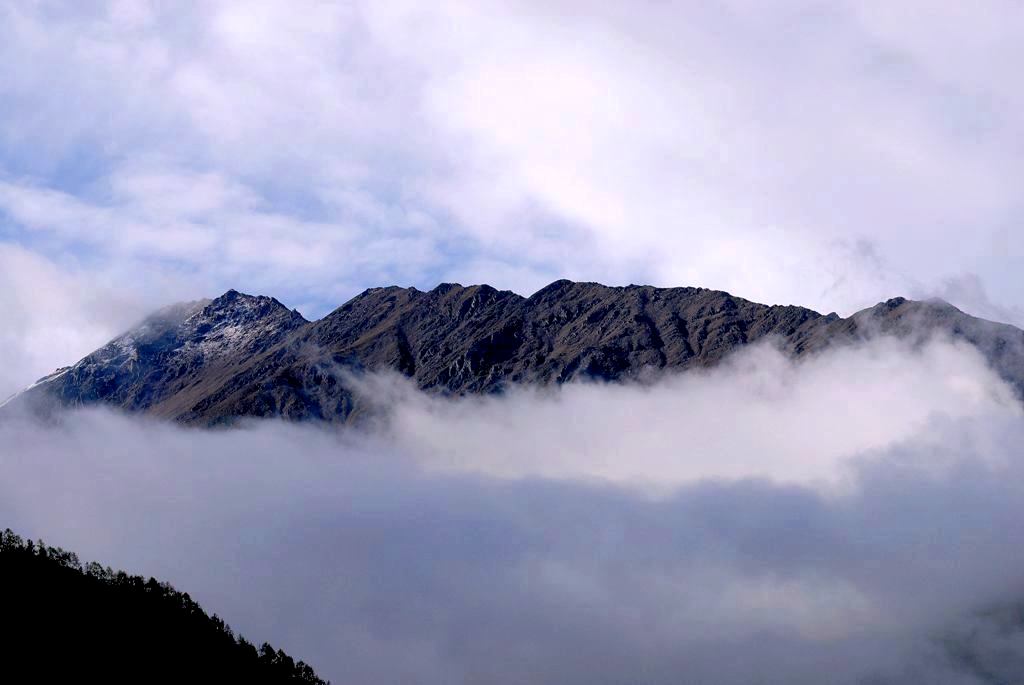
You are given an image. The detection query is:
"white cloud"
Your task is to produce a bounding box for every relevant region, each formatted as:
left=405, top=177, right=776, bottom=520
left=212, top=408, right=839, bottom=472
left=2, top=0, right=1022, bottom=325
left=386, top=0, right=1024, bottom=311
left=0, top=244, right=154, bottom=399
left=378, top=336, right=1021, bottom=489
left=920, top=273, right=1024, bottom=328
left=3, top=337, right=1024, bottom=683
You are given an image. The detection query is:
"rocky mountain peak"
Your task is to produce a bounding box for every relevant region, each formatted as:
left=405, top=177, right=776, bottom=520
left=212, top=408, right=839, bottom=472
left=527, top=278, right=582, bottom=302
left=6, top=281, right=1024, bottom=426
left=430, top=282, right=463, bottom=295
left=198, top=290, right=306, bottom=326
left=5, top=289, right=311, bottom=417
left=163, top=291, right=308, bottom=366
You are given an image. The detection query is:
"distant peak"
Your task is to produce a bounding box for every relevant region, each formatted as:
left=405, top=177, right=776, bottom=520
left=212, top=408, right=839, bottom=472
left=431, top=282, right=464, bottom=294
left=529, top=279, right=577, bottom=299
left=358, top=285, right=405, bottom=296
left=213, top=288, right=252, bottom=303
left=921, top=296, right=958, bottom=310
left=199, top=289, right=306, bottom=323
left=468, top=284, right=498, bottom=295
left=209, top=289, right=279, bottom=306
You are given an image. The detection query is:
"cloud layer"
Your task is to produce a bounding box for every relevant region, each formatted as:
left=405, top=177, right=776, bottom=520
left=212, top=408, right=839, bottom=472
left=3, top=336, right=1024, bottom=684
left=382, top=336, right=1020, bottom=488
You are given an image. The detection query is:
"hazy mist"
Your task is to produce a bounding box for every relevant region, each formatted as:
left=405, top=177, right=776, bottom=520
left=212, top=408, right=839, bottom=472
left=3, top=336, right=1024, bottom=683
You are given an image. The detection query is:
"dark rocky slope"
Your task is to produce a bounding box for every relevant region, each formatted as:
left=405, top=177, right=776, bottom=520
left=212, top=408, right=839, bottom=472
left=6, top=281, right=1024, bottom=425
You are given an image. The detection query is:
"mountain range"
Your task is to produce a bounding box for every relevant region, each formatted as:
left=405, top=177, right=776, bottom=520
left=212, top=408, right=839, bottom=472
left=5, top=280, right=1024, bottom=425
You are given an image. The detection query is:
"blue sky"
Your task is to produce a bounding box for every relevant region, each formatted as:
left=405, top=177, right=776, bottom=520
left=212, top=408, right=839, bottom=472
left=1, top=0, right=1023, bottom=394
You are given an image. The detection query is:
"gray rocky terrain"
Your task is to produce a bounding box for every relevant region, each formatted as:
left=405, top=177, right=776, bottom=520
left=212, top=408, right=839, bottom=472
left=6, top=280, right=1024, bottom=425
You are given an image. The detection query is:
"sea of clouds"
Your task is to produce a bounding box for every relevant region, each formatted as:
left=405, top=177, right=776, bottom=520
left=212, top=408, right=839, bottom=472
left=3, top=336, right=1024, bottom=684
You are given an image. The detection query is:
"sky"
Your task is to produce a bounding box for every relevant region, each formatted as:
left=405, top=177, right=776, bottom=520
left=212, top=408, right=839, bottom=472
left=1, top=0, right=1024, bottom=395
left=4, top=5, right=1024, bottom=683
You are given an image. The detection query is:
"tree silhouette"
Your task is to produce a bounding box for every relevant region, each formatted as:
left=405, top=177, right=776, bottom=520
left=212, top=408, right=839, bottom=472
left=0, top=528, right=328, bottom=684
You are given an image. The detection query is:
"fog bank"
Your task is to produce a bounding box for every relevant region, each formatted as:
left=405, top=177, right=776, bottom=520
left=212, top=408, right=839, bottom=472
left=2, top=336, right=1024, bottom=684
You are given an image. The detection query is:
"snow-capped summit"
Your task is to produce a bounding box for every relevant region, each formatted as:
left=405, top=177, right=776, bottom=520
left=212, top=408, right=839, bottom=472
left=5, top=290, right=307, bottom=418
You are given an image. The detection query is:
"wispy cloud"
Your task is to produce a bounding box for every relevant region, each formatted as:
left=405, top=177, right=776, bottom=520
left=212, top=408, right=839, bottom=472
left=2, top=1, right=1022, bottom=329
left=0, top=243, right=152, bottom=399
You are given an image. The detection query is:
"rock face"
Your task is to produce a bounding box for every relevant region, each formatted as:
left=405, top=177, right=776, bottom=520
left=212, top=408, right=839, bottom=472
left=7, top=291, right=308, bottom=420
left=7, top=281, right=1024, bottom=425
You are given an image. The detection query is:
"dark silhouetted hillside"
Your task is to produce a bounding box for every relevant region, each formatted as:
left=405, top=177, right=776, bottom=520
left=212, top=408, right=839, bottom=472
left=0, top=528, right=327, bottom=684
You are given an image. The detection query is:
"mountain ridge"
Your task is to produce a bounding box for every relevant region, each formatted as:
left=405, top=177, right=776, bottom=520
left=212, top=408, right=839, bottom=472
left=7, top=280, right=1024, bottom=425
